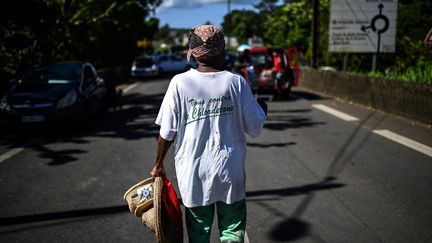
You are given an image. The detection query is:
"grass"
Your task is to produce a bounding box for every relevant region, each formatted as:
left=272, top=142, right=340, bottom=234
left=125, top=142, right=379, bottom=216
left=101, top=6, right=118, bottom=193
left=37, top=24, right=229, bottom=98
left=349, top=62, right=432, bottom=85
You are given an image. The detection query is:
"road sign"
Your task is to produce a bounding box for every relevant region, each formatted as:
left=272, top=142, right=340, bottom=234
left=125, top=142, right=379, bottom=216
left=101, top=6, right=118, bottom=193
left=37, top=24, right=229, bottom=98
left=425, top=28, right=432, bottom=44
left=329, top=0, right=398, bottom=53
left=137, top=38, right=151, bottom=48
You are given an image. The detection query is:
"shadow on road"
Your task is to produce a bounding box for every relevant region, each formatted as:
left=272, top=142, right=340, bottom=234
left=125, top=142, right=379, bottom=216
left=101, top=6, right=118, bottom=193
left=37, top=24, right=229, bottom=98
left=246, top=178, right=345, bottom=241
left=264, top=110, right=326, bottom=130
left=290, top=90, right=327, bottom=101
left=0, top=91, right=165, bottom=166
left=247, top=142, right=296, bottom=148
left=0, top=205, right=128, bottom=227
left=267, top=89, right=329, bottom=103
left=270, top=217, right=311, bottom=242
left=264, top=117, right=326, bottom=131
left=261, top=90, right=328, bottom=131
left=247, top=178, right=345, bottom=242
left=246, top=180, right=345, bottom=199
left=255, top=108, right=387, bottom=242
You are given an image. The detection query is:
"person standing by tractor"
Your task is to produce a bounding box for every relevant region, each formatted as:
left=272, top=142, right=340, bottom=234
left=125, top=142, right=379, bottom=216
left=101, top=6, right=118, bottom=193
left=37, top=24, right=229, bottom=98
left=272, top=51, right=285, bottom=90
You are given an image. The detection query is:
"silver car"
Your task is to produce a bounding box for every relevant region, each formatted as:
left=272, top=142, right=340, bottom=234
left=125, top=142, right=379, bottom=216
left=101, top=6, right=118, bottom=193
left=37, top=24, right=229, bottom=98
left=131, top=54, right=196, bottom=78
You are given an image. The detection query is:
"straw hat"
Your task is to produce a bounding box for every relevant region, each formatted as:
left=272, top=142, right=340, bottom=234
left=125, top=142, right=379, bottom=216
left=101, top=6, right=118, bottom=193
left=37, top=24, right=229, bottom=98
left=123, top=177, right=164, bottom=242
left=124, top=177, right=183, bottom=242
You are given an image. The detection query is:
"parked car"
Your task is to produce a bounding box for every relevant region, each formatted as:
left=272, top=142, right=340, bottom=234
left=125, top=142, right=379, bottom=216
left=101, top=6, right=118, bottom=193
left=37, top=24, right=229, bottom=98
left=131, top=54, right=196, bottom=78
left=236, top=47, right=300, bottom=97
left=0, top=62, right=109, bottom=125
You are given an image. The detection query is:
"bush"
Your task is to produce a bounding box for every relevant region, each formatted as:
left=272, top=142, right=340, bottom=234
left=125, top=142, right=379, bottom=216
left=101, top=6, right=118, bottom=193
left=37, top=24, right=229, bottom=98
left=349, top=60, right=432, bottom=84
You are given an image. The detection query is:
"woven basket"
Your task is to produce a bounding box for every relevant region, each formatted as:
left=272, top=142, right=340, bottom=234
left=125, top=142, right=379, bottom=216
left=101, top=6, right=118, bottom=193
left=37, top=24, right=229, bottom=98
left=123, top=177, right=156, bottom=217
left=124, top=177, right=181, bottom=243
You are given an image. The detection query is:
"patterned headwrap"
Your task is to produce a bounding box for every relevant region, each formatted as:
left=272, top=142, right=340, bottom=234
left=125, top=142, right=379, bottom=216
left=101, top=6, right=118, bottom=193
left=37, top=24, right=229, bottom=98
left=187, top=25, right=225, bottom=62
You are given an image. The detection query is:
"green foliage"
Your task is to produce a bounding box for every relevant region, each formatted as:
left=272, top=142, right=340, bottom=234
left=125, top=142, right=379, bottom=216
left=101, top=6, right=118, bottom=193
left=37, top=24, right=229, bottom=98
left=351, top=60, right=432, bottom=84
left=222, top=0, right=313, bottom=51
left=222, top=10, right=262, bottom=44
left=153, top=25, right=190, bottom=54
left=229, top=0, right=432, bottom=84
left=262, top=1, right=311, bottom=51
left=334, top=1, right=432, bottom=83
left=0, top=0, right=160, bottom=87
left=68, top=0, right=159, bottom=66
left=254, top=0, right=279, bottom=12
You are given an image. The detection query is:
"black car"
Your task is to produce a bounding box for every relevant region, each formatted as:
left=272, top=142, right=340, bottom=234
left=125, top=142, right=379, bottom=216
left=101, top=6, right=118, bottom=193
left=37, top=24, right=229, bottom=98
left=0, top=62, right=109, bottom=125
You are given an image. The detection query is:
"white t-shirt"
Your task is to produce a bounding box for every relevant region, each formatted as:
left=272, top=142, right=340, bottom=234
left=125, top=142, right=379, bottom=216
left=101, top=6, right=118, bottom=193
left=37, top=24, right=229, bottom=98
left=155, top=68, right=266, bottom=207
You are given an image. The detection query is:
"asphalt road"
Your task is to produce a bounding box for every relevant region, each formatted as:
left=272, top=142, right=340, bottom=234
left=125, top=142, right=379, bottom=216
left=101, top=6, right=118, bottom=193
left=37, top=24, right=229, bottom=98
left=0, top=76, right=431, bottom=243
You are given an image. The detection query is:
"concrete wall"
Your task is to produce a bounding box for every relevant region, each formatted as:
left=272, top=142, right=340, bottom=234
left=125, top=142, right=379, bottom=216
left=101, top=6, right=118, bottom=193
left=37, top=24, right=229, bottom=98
left=299, top=69, right=432, bottom=125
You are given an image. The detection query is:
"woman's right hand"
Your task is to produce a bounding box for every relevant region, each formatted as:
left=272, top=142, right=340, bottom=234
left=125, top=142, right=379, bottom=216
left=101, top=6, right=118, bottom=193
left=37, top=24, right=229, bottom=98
left=150, top=163, right=166, bottom=178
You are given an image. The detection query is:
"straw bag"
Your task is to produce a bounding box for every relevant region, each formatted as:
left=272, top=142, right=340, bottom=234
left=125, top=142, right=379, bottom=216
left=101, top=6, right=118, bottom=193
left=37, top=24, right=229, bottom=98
left=123, top=177, right=183, bottom=243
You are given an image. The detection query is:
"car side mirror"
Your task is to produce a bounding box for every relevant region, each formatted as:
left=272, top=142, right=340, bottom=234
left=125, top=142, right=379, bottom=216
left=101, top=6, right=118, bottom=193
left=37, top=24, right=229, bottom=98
left=96, top=77, right=104, bottom=86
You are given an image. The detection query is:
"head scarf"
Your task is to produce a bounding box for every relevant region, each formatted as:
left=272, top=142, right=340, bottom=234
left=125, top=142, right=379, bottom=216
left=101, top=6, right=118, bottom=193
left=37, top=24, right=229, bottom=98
left=187, top=25, right=225, bottom=62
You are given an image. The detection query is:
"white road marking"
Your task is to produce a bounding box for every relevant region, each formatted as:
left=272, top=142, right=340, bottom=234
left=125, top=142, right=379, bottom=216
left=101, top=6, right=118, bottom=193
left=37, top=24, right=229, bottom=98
left=0, top=148, right=24, bottom=164
left=373, top=129, right=432, bottom=158
left=245, top=231, right=250, bottom=243
left=312, top=104, right=359, bottom=121
left=123, top=83, right=139, bottom=94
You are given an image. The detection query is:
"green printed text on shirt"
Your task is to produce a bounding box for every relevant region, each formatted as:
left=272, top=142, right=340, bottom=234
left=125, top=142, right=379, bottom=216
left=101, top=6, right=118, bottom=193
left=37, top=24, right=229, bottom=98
left=185, top=95, right=234, bottom=125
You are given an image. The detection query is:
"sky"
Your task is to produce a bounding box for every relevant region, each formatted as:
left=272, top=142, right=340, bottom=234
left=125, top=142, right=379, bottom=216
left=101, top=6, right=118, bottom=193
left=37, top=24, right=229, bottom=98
left=155, top=0, right=261, bottom=29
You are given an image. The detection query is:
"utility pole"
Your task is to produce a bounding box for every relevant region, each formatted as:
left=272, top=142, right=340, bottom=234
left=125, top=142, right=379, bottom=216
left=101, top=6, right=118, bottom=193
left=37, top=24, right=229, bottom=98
left=227, top=0, right=231, bottom=48
left=311, top=0, right=320, bottom=69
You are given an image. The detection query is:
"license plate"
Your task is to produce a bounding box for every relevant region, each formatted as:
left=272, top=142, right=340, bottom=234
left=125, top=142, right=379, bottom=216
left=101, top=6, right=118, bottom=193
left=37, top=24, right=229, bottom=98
left=21, top=115, right=45, bottom=123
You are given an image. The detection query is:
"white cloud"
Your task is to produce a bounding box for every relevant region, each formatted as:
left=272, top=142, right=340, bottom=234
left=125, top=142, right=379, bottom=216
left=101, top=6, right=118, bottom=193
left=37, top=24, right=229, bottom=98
left=159, top=0, right=258, bottom=9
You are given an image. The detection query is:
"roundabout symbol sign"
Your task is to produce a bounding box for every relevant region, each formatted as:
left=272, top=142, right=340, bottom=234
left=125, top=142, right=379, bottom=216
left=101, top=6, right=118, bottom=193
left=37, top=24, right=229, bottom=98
left=361, top=3, right=390, bottom=53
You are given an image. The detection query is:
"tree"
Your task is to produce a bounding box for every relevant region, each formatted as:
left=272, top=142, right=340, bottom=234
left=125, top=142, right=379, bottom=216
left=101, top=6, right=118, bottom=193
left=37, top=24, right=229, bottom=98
left=68, top=0, right=160, bottom=66
left=0, top=0, right=161, bottom=88
left=260, top=1, right=311, bottom=50
left=254, top=0, right=279, bottom=12
left=252, top=0, right=431, bottom=77
left=392, top=0, right=432, bottom=71
left=222, top=10, right=262, bottom=44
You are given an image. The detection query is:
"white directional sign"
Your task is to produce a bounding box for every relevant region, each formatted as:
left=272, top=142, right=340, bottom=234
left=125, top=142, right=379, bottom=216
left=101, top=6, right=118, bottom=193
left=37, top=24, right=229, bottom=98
left=329, top=0, right=398, bottom=53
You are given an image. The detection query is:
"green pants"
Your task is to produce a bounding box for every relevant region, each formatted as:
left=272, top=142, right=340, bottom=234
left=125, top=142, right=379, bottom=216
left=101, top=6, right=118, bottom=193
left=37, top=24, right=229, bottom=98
left=185, top=200, right=246, bottom=243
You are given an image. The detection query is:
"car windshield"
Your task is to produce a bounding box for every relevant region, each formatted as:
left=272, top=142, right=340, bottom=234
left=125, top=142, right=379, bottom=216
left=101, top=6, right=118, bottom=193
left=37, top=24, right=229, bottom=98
left=135, top=57, right=154, bottom=67
left=20, top=63, right=81, bottom=85
left=250, top=53, right=267, bottom=68
left=14, top=63, right=81, bottom=92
